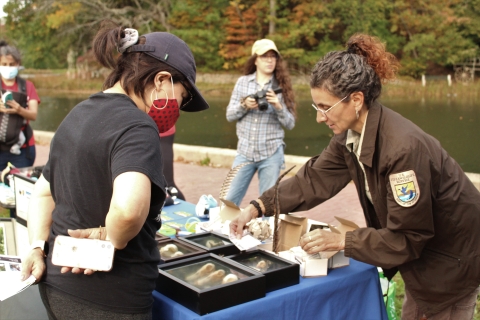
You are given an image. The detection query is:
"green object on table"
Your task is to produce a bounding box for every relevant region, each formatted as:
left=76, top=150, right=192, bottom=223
left=158, top=224, right=176, bottom=237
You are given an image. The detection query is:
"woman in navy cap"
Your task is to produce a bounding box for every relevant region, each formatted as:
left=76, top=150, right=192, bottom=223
left=21, top=20, right=209, bottom=319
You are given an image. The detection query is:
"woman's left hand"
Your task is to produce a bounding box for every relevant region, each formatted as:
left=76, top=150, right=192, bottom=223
left=266, top=89, right=282, bottom=110
left=299, top=229, right=345, bottom=254
left=59, top=227, right=110, bottom=275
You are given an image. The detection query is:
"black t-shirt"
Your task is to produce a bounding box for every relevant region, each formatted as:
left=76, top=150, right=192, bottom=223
left=42, top=92, right=166, bottom=313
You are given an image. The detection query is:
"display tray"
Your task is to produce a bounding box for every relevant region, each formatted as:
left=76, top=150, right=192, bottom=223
left=177, top=231, right=240, bottom=256
left=156, top=253, right=265, bottom=315
left=227, top=249, right=300, bottom=292
left=157, top=238, right=207, bottom=264
left=155, top=232, right=170, bottom=242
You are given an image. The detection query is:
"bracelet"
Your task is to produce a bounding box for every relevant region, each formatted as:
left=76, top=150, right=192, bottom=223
left=249, top=200, right=263, bottom=218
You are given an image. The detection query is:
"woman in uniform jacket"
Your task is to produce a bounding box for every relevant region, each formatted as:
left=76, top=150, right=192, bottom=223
left=231, top=33, right=480, bottom=319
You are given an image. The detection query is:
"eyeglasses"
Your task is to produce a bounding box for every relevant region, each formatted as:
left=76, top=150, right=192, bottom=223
left=179, top=80, right=194, bottom=109
left=311, top=95, right=349, bottom=118
left=258, top=53, right=278, bottom=61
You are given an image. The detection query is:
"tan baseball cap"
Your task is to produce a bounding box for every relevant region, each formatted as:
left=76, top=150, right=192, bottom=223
left=251, top=39, right=279, bottom=56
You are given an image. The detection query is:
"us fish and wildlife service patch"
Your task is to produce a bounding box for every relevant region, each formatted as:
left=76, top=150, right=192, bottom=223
left=389, top=170, right=420, bottom=207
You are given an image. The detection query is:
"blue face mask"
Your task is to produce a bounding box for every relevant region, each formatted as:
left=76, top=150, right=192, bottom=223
left=0, top=66, right=19, bottom=80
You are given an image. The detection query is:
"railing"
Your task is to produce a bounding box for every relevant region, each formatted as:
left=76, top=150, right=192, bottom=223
left=421, top=74, right=452, bottom=86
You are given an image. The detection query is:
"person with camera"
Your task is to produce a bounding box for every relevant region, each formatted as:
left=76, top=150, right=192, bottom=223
left=225, top=39, right=296, bottom=207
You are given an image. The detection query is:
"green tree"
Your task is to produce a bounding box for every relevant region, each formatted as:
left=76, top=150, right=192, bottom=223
left=1, top=0, right=478, bottom=75
left=391, top=0, right=477, bottom=77
left=169, top=0, right=229, bottom=72
left=3, top=0, right=69, bottom=68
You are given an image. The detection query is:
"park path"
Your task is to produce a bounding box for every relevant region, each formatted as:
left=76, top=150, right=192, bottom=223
left=33, top=143, right=366, bottom=228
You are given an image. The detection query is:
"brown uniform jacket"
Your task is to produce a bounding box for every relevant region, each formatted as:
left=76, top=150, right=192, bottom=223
left=260, top=102, right=480, bottom=316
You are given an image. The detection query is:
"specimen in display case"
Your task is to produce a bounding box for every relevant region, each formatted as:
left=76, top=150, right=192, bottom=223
left=157, top=238, right=207, bottom=264
left=156, top=253, right=265, bottom=315
left=227, top=249, right=299, bottom=292
left=177, top=231, right=240, bottom=256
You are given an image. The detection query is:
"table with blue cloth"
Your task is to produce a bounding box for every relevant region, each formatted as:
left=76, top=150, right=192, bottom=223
left=158, top=199, right=209, bottom=235
left=155, top=200, right=388, bottom=320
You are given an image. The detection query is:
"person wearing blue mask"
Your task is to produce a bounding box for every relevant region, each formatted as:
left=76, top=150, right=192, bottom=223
left=0, top=41, right=40, bottom=169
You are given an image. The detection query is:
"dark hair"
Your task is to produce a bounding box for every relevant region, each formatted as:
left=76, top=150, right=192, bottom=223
left=0, top=41, right=22, bottom=63
left=244, top=53, right=297, bottom=118
left=92, top=20, right=189, bottom=105
left=310, top=33, right=399, bottom=107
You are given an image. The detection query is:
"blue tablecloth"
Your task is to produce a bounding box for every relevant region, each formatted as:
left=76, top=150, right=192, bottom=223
left=155, top=200, right=388, bottom=320
left=158, top=200, right=208, bottom=235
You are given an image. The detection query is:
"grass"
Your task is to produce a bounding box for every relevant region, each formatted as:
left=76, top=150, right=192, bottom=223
left=199, top=156, right=211, bottom=166
left=0, top=207, right=10, bottom=217
left=391, top=274, right=480, bottom=319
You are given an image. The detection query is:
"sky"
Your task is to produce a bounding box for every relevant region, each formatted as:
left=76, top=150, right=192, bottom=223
left=0, top=0, right=6, bottom=18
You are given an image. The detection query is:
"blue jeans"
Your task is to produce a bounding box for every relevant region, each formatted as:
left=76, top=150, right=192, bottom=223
left=0, top=145, right=36, bottom=170
left=225, top=146, right=284, bottom=207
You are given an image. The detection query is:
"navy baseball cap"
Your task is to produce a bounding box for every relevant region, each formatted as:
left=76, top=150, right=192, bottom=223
left=127, top=32, right=209, bottom=112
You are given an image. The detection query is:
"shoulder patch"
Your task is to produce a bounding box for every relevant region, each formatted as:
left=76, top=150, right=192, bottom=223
left=389, top=170, right=420, bottom=207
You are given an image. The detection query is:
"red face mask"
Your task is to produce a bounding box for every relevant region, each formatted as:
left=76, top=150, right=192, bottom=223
left=148, top=98, right=180, bottom=133
left=148, top=79, right=181, bottom=133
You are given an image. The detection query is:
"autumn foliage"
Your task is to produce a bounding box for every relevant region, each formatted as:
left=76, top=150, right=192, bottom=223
left=1, top=0, right=479, bottom=78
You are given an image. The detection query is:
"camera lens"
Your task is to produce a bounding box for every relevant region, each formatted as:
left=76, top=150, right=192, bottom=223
left=258, top=99, right=268, bottom=111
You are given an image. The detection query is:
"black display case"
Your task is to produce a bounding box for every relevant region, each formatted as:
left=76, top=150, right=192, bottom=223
left=227, top=249, right=300, bottom=292
left=155, top=232, right=170, bottom=242
left=156, top=253, right=265, bottom=315
left=157, top=238, right=207, bottom=264
left=177, top=231, right=240, bottom=256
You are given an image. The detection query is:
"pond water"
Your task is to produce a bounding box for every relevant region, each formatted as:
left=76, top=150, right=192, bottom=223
left=32, top=92, right=480, bottom=173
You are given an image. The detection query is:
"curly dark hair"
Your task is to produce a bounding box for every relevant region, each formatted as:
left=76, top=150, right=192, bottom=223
left=244, top=53, right=296, bottom=118
left=310, top=33, right=399, bottom=108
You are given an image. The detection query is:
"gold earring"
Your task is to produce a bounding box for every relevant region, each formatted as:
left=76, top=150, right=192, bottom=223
left=355, top=110, right=359, bottom=120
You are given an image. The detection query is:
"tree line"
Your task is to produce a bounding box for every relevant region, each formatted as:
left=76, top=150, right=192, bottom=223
left=1, top=0, right=479, bottom=78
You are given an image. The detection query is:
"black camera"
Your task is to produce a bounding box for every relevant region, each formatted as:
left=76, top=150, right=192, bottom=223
left=248, top=87, right=283, bottom=111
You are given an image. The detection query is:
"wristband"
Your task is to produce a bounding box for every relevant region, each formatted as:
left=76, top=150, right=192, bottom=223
left=249, top=200, right=263, bottom=218
left=30, top=240, right=47, bottom=257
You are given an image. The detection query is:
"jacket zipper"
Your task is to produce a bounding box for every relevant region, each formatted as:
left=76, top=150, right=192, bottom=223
left=424, top=248, right=461, bottom=266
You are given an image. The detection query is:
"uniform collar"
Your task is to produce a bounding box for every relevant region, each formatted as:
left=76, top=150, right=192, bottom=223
left=358, top=101, right=382, bottom=168
left=346, top=111, right=369, bottom=157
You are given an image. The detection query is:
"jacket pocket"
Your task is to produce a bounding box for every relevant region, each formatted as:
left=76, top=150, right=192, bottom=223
left=423, top=248, right=461, bottom=266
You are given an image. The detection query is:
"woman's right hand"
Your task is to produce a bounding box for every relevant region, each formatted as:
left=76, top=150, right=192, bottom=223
left=58, top=227, right=111, bottom=275
left=229, top=204, right=258, bottom=239
left=21, top=249, right=46, bottom=284
left=242, top=96, right=258, bottom=110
